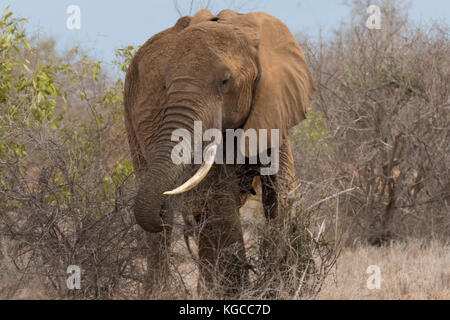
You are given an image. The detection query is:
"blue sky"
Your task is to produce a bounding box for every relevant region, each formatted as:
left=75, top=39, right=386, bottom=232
left=3, top=0, right=449, bottom=68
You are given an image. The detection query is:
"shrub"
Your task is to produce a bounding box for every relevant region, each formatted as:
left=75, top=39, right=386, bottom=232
left=293, top=0, right=449, bottom=245
left=0, top=8, right=143, bottom=299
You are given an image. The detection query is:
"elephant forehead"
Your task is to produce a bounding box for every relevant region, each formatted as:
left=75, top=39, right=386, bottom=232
left=133, top=26, right=183, bottom=101
left=174, top=24, right=248, bottom=58
left=137, top=44, right=173, bottom=79
left=135, top=54, right=167, bottom=106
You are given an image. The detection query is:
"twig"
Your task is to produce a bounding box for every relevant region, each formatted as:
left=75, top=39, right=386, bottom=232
left=307, top=188, right=356, bottom=211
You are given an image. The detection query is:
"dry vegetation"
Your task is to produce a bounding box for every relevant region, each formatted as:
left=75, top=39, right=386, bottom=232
left=294, top=0, right=449, bottom=246
left=1, top=0, right=449, bottom=299
left=317, top=240, right=449, bottom=300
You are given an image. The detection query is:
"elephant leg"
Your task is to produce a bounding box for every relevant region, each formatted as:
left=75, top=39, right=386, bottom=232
left=261, top=139, right=297, bottom=222
left=143, top=211, right=173, bottom=297
left=195, top=207, right=248, bottom=297
left=194, top=171, right=248, bottom=297
left=260, top=140, right=303, bottom=297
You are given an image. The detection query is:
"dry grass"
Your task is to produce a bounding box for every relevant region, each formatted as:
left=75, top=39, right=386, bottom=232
left=3, top=235, right=448, bottom=300
left=317, top=239, right=450, bottom=300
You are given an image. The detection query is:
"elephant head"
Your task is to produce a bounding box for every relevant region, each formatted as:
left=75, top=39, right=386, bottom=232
left=124, top=9, right=314, bottom=233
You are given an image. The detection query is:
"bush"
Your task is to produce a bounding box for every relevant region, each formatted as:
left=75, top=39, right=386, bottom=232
left=292, top=0, right=449, bottom=246
left=0, top=8, right=144, bottom=299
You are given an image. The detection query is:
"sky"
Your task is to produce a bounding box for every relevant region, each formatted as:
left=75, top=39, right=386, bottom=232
left=3, top=0, right=449, bottom=68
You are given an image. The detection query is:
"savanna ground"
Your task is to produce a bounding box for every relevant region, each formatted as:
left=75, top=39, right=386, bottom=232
left=1, top=0, right=449, bottom=299
left=317, top=240, right=449, bottom=300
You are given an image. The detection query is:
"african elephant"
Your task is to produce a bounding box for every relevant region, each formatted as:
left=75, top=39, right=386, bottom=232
left=124, top=9, right=314, bottom=296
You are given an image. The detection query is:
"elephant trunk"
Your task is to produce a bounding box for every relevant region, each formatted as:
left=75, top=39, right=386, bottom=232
left=134, top=155, right=181, bottom=233
left=134, top=91, right=220, bottom=233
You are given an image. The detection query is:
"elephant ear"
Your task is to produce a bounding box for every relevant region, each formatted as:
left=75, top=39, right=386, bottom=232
left=218, top=11, right=315, bottom=151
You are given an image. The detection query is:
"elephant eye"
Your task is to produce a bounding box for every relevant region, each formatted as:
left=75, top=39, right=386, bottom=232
left=220, top=77, right=231, bottom=93
left=220, top=73, right=232, bottom=91
left=221, top=75, right=232, bottom=87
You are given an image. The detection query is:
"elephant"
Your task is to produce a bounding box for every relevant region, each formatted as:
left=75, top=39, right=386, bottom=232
left=123, top=9, right=315, bottom=296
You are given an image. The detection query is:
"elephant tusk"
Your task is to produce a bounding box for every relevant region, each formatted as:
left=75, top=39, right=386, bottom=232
left=164, top=144, right=217, bottom=196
